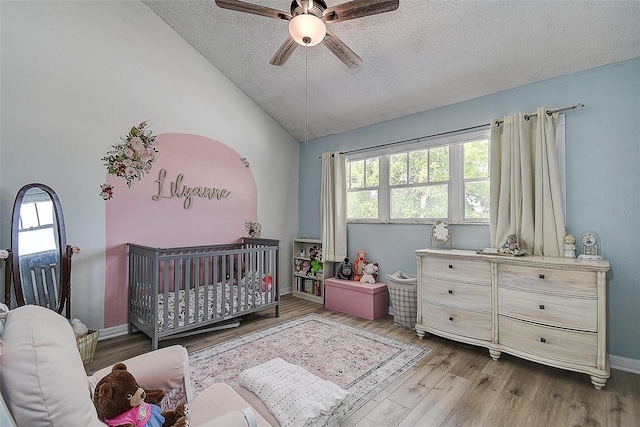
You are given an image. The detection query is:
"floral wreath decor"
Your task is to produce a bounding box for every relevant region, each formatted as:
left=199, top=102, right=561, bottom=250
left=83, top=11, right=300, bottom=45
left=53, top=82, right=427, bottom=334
left=100, top=121, right=158, bottom=198
left=244, top=220, right=262, bottom=238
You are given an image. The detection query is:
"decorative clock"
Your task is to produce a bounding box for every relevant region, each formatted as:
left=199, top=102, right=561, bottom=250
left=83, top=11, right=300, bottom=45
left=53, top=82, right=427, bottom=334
left=578, top=231, right=603, bottom=260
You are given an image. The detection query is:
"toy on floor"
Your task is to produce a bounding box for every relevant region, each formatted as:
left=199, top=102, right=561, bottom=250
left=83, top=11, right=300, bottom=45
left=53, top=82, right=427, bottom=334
left=360, top=263, right=379, bottom=284
left=93, top=363, right=189, bottom=427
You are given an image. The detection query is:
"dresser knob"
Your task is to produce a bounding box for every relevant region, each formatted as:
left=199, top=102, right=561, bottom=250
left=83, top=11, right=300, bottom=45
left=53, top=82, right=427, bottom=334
left=539, top=304, right=545, bottom=310
left=538, top=274, right=545, bottom=279
left=540, top=337, right=546, bottom=343
left=448, top=264, right=453, bottom=269
left=448, top=289, right=454, bottom=294
left=448, top=316, right=454, bottom=321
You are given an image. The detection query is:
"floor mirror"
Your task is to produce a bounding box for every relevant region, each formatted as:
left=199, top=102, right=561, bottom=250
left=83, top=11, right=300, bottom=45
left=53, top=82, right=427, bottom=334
left=4, top=183, right=73, bottom=318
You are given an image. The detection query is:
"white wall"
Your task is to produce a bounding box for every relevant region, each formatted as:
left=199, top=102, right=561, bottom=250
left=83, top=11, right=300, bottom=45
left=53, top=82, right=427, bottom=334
left=0, top=1, right=299, bottom=329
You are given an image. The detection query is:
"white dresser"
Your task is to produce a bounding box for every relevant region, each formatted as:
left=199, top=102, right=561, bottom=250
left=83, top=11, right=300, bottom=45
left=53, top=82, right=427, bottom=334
left=415, top=249, right=610, bottom=389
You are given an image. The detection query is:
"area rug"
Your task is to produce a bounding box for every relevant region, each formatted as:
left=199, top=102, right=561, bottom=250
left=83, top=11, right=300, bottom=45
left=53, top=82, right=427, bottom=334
left=188, top=313, right=430, bottom=410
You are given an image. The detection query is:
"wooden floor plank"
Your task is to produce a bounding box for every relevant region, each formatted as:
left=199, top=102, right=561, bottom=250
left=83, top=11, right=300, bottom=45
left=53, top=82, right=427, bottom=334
left=352, top=399, right=411, bottom=427
left=607, top=393, right=640, bottom=427
left=396, top=373, right=472, bottom=427
left=482, top=389, right=533, bottom=427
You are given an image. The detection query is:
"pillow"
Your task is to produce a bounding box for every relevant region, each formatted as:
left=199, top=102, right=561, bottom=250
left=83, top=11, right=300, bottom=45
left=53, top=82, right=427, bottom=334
left=0, top=305, right=103, bottom=426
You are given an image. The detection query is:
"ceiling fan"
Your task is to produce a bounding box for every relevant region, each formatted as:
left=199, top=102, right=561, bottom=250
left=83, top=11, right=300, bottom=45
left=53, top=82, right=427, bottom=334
left=215, top=0, right=400, bottom=68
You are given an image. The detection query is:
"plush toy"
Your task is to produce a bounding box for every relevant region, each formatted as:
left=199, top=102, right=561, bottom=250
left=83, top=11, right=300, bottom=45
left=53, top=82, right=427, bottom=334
left=310, top=260, right=322, bottom=275
left=336, top=257, right=353, bottom=280
left=93, top=363, right=189, bottom=427
left=299, top=260, right=311, bottom=276
left=353, top=250, right=368, bottom=281
left=308, top=244, right=321, bottom=262
left=262, top=274, right=273, bottom=291
left=360, top=263, right=379, bottom=284
left=70, top=318, right=89, bottom=338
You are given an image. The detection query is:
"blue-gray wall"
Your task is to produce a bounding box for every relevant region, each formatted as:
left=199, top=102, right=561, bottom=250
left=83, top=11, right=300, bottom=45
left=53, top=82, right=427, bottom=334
left=298, top=58, right=640, bottom=361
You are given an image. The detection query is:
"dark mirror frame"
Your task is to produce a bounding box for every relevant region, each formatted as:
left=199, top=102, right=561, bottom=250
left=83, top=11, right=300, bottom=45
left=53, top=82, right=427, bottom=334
left=7, top=183, right=72, bottom=318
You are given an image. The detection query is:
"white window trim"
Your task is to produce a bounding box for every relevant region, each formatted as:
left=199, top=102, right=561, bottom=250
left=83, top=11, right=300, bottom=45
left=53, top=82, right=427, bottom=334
left=347, top=129, right=491, bottom=225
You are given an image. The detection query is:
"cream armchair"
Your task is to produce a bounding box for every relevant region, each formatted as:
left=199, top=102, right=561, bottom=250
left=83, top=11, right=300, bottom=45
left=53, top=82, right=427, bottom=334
left=0, top=305, right=276, bottom=427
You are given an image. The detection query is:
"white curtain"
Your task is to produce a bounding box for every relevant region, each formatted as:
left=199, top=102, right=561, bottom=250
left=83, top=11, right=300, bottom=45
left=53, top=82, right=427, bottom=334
left=321, top=151, right=347, bottom=262
left=490, top=107, right=566, bottom=256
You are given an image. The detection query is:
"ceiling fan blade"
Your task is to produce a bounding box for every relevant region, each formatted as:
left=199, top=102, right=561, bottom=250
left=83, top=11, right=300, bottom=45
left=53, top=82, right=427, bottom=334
left=322, top=29, right=362, bottom=69
left=215, top=0, right=292, bottom=20
left=270, top=37, right=299, bottom=66
left=323, top=0, right=399, bottom=23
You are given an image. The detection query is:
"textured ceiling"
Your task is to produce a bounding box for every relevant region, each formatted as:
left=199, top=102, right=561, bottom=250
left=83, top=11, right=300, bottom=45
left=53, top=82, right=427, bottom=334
left=143, top=1, right=640, bottom=142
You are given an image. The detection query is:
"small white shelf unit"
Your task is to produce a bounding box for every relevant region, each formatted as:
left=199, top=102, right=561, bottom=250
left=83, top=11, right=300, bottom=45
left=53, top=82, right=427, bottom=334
left=292, top=238, right=332, bottom=304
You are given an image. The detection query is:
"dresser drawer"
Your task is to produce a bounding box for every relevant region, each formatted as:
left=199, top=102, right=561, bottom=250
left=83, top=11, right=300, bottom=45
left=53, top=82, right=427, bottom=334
left=499, top=316, right=597, bottom=366
left=421, top=257, right=490, bottom=284
left=422, top=278, right=491, bottom=312
left=498, top=264, right=596, bottom=296
left=498, top=286, right=597, bottom=331
left=421, top=301, right=491, bottom=341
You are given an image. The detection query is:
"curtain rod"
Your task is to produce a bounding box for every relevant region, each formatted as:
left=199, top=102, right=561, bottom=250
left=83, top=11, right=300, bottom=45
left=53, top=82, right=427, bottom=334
left=319, top=102, right=584, bottom=158
left=494, top=103, right=584, bottom=126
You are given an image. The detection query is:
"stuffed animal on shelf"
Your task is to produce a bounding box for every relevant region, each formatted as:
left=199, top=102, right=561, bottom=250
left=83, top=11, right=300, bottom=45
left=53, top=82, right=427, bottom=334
left=336, top=257, right=353, bottom=280
left=299, top=260, right=311, bottom=276
left=93, top=363, right=189, bottom=427
left=310, top=260, right=322, bottom=276
left=308, top=244, right=321, bottom=262
left=353, top=250, right=368, bottom=281
left=360, top=263, right=379, bottom=284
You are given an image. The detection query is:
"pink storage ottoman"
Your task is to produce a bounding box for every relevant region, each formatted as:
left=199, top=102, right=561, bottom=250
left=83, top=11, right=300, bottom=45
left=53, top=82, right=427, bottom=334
left=325, top=278, right=389, bottom=320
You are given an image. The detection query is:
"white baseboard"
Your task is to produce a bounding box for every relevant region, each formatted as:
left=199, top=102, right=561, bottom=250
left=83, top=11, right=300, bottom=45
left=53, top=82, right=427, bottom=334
left=97, top=324, right=128, bottom=341
left=610, top=355, right=640, bottom=374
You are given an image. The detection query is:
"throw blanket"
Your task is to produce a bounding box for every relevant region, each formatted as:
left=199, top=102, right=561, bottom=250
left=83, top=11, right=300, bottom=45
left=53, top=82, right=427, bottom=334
left=239, top=358, right=350, bottom=427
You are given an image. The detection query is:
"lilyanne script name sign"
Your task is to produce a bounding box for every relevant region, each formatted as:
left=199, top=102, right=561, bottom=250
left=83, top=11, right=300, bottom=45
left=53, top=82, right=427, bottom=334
left=152, top=168, right=231, bottom=209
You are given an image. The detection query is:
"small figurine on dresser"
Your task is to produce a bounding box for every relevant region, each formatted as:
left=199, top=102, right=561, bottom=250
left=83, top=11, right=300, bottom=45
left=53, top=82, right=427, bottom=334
left=498, top=234, right=526, bottom=256
left=563, top=234, right=576, bottom=258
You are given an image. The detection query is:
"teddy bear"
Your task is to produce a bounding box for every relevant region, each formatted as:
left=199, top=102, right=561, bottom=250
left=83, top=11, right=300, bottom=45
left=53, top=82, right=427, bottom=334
left=93, top=363, right=189, bottom=427
left=336, top=257, right=353, bottom=280
left=360, top=263, right=379, bottom=284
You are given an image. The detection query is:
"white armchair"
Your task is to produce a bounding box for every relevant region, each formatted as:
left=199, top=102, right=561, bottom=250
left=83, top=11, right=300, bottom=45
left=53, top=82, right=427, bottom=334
left=0, top=305, right=275, bottom=427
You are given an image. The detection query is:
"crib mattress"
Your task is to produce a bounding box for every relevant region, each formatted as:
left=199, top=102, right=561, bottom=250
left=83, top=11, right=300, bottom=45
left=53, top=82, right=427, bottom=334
left=156, top=275, right=272, bottom=331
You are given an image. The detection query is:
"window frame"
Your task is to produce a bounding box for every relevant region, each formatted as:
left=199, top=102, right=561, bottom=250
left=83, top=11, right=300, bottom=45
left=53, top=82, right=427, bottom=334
left=346, top=129, right=491, bottom=225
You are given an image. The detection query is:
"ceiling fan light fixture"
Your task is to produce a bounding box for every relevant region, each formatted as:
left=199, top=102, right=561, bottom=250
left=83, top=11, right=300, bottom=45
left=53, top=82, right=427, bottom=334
left=289, top=14, right=326, bottom=46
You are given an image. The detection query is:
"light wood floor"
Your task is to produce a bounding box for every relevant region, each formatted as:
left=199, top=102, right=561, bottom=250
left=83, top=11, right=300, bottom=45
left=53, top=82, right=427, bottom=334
left=87, top=295, right=640, bottom=426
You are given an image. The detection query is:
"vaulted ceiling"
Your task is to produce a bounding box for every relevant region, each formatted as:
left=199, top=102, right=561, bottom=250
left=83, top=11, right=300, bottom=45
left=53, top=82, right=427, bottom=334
left=143, top=1, right=640, bottom=142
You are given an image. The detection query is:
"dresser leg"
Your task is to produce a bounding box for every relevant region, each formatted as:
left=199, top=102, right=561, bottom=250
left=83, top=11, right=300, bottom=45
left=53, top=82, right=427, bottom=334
left=489, top=349, right=501, bottom=361
left=416, top=329, right=426, bottom=339
left=590, top=375, right=607, bottom=390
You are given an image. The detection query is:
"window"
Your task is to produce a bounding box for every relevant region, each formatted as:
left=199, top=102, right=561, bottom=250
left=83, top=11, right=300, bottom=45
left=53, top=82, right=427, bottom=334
left=347, top=157, right=379, bottom=219
left=346, top=130, right=490, bottom=223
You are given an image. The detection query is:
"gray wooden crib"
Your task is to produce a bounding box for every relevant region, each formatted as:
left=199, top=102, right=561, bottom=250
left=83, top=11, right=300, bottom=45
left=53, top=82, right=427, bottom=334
left=128, top=237, right=279, bottom=349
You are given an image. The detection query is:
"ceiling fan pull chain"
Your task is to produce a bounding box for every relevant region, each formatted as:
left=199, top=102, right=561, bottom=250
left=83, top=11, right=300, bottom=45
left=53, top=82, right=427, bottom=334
left=306, top=45, right=309, bottom=143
